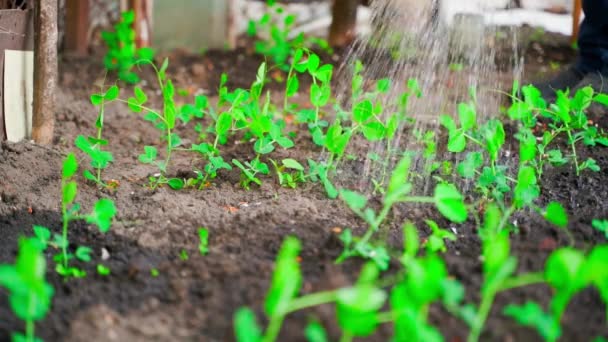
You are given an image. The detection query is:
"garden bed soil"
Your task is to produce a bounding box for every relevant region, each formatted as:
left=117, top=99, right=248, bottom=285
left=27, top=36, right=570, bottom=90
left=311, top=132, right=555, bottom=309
left=1, top=30, right=607, bottom=341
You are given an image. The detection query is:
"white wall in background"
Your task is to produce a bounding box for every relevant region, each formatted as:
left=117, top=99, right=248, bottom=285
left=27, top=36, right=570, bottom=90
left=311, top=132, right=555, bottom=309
left=521, top=0, right=572, bottom=11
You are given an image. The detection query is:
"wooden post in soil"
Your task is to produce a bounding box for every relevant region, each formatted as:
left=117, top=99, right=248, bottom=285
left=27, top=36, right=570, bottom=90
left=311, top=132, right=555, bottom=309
left=32, top=0, right=58, bottom=145
left=571, top=0, right=582, bottom=45
left=329, top=0, right=360, bottom=47
left=122, top=0, right=153, bottom=48
left=64, top=0, right=89, bottom=55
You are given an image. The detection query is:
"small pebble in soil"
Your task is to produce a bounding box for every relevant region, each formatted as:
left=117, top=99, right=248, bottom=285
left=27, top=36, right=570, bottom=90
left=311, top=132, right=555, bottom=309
left=101, top=247, right=110, bottom=260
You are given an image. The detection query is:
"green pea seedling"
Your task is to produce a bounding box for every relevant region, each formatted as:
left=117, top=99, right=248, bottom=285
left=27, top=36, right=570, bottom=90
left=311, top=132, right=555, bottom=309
left=0, top=238, right=54, bottom=342
left=271, top=158, right=305, bottom=189
left=198, top=228, right=209, bottom=256
left=33, top=154, right=116, bottom=278
left=101, top=10, right=154, bottom=84
left=75, top=84, right=118, bottom=187
left=338, top=155, right=467, bottom=269
left=509, top=84, right=608, bottom=177
left=247, top=1, right=331, bottom=70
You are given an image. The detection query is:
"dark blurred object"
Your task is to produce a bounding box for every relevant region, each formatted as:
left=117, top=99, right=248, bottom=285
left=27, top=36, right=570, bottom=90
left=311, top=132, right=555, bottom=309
left=329, top=0, right=360, bottom=46
left=65, top=0, right=89, bottom=55
left=0, top=0, right=29, bottom=9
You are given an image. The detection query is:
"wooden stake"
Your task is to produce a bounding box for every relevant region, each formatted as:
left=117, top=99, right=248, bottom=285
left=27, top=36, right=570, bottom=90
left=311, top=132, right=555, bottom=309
left=571, top=0, right=582, bottom=45
left=65, top=0, right=89, bottom=55
left=329, top=0, right=359, bottom=47
left=32, top=0, right=57, bottom=145
left=128, top=0, right=153, bottom=48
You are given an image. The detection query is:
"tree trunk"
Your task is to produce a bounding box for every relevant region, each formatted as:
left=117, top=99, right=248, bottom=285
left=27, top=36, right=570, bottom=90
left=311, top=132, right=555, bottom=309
left=32, top=0, right=57, bottom=145
left=329, top=0, right=359, bottom=47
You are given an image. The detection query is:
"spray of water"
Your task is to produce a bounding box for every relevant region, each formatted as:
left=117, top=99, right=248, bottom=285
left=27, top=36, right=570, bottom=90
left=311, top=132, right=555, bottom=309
left=335, top=0, right=523, bottom=195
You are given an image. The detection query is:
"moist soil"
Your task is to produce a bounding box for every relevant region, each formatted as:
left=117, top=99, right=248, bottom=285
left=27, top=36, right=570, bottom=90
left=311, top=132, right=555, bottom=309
left=1, top=30, right=607, bottom=342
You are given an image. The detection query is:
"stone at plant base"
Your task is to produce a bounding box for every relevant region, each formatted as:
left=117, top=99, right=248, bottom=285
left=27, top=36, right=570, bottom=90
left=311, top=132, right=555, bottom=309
left=4, top=50, right=34, bottom=142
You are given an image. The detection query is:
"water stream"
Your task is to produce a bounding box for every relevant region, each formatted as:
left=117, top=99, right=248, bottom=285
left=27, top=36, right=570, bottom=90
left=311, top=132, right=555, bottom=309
left=336, top=0, right=524, bottom=195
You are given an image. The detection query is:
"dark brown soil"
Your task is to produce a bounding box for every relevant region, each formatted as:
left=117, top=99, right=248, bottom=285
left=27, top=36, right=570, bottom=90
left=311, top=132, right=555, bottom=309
left=1, top=30, right=608, bottom=342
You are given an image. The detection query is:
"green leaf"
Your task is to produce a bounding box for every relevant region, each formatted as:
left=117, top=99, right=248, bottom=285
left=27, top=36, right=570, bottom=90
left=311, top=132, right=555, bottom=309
left=353, top=100, right=373, bottom=123
left=336, top=264, right=386, bottom=336
left=32, top=226, right=51, bottom=250
left=137, top=47, right=155, bottom=61
left=376, top=78, right=391, bottom=93
left=97, top=264, right=111, bottom=276
left=544, top=202, right=568, bottom=228
left=305, top=321, right=328, bottom=342
left=63, top=153, right=78, bottom=179
left=362, top=122, right=386, bottom=141
left=139, top=146, right=158, bottom=164
left=307, top=54, right=320, bottom=74
left=90, top=94, right=103, bottom=106
left=314, top=64, right=334, bottom=84
left=594, top=93, right=608, bottom=106
left=591, top=219, right=608, bottom=239
left=483, top=119, right=506, bottom=162
left=545, top=248, right=587, bottom=318
left=198, top=228, right=209, bottom=256
left=282, top=158, right=304, bottom=171
left=75, top=246, right=92, bottom=262
left=402, top=222, right=419, bottom=258
left=168, top=178, right=184, bottom=190
left=447, top=129, right=466, bottom=153
left=86, top=199, right=116, bottom=233
left=0, top=238, right=54, bottom=322
left=104, top=85, right=119, bottom=101
left=545, top=248, right=586, bottom=291
left=128, top=97, right=143, bottom=112
left=386, top=156, right=413, bottom=203
left=434, top=183, right=467, bottom=223
left=503, top=302, right=561, bottom=342
left=215, top=112, right=232, bottom=137
left=134, top=86, right=147, bottom=104
left=514, top=166, right=540, bottom=208
left=62, top=181, right=78, bottom=205
left=234, top=308, right=262, bottom=342
left=264, top=237, right=302, bottom=316
left=457, top=152, right=483, bottom=178
left=340, top=190, right=367, bottom=212
left=286, top=74, right=299, bottom=97
left=458, top=102, right=476, bottom=130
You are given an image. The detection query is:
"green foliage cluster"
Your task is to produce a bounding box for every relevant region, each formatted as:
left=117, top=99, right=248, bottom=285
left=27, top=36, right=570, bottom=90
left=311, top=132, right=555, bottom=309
left=1, top=154, right=117, bottom=341
left=229, top=72, right=608, bottom=341
left=102, top=10, right=155, bottom=84
left=0, top=238, right=53, bottom=342
left=247, top=0, right=332, bottom=70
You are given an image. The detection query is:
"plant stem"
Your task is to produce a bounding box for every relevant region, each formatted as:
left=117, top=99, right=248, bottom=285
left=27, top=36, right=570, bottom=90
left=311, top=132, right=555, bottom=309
left=376, top=311, right=394, bottom=324
left=497, top=272, right=545, bottom=292
left=96, top=99, right=105, bottom=183
left=467, top=291, right=496, bottom=342
left=464, top=133, right=484, bottom=147
left=26, top=292, right=35, bottom=342
left=285, top=290, right=338, bottom=314
left=61, top=179, right=69, bottom=269
left=263, top=314, right=285, bottom=342
left=262, top=291, right=338, bottom=342
left=402, top=196, right=435, bottom=204
left=339, top=332, right=353, bottom=342
left=164, top=127, right=173, bottom=172
left=26, top=319, right=34, bottom=342
left=498, top=205, right=516, bottom=232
